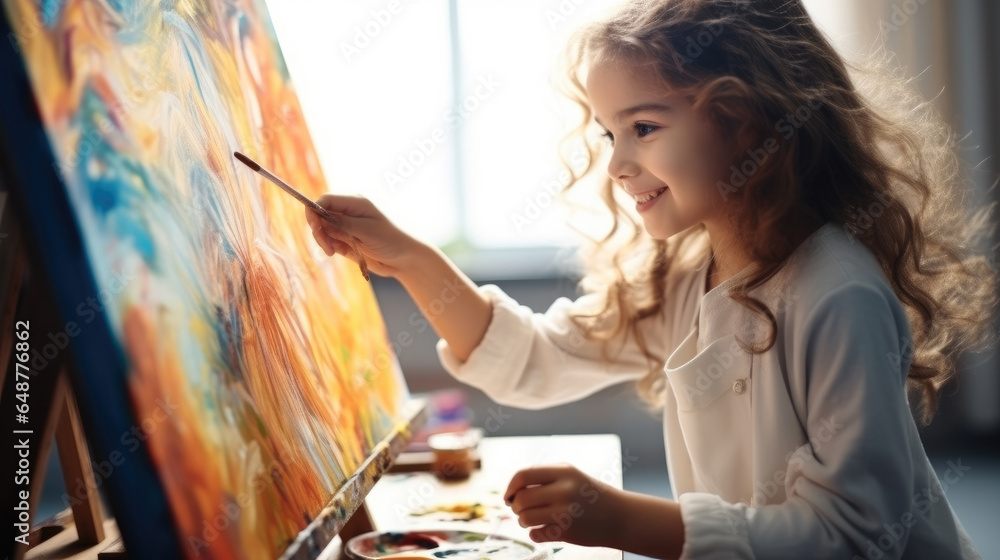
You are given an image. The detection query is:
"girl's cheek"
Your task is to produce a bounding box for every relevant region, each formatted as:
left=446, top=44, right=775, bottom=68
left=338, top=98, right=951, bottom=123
left=657, top=145, right=697, bottom=187
left=678, top=139, right=730, bottom=193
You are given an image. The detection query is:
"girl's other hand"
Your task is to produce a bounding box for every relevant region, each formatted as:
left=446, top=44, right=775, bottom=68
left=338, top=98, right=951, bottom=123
left=503, top=464, right=625, bottom=547
left=305, top=193, right=423, bottom=279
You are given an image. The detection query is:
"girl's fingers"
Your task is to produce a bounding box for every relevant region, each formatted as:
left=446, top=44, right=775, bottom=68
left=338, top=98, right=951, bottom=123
left=505, top=466, right=569, bottom=503
left=515, top=505, right=565, bottom=529
left=315, top=221, right=350, bottom=244
left=308, top=194, right=376, bottom=246
left=528, top=524, right=564, bottom=543
left=328, top=238, right=354, bottom=259
left=311, top=226, right=334, bottom=255
left=315, top=214, right=366, bottom=245
left=315, top=193, right=373, bottom=218
left=309, top=227, right=356, bottom=261
left=305, top=207, right=322, bottom=230
left=508, top=483, right=562, bottom=515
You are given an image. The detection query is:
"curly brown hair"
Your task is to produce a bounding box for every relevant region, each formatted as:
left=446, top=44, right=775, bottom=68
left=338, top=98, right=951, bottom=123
left=553, top=0, right=999, bottom=425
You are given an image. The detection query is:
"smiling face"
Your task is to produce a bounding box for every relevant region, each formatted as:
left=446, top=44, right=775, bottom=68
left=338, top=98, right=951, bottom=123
left=586, top=58, right=736, bottom=240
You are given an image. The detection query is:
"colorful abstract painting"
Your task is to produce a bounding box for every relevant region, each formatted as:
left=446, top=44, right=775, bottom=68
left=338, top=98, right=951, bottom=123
left=0, top=1, right=409, bottom=558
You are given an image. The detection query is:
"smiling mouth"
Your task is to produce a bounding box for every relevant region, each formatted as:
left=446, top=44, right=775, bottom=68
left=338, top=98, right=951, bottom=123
left=634, top=187, right=668, bottom=204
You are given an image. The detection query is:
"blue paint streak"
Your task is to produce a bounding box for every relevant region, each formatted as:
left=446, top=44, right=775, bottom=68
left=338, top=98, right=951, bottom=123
left=72, top=86, right=159, bottom=267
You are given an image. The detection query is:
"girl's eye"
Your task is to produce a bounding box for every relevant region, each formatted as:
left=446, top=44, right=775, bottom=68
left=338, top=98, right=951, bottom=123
left=634, top=122, right=659, bottom=137
left=600, top=123, right=658, bottom=146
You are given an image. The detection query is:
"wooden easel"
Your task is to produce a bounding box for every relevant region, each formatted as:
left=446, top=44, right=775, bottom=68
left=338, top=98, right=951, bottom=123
left=1, top=209, right=379, bottom=560
left=1, top=214, right=109, bottom=560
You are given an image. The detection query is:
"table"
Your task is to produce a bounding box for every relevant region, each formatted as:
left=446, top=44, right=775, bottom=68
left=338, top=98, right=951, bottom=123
left=321, top=434, right=626, bottom=560
left=23, top=435, right=626, bottom=560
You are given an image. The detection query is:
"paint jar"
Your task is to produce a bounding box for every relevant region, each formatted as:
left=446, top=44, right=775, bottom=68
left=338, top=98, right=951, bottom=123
left=428, top=429, right=482, bottom=481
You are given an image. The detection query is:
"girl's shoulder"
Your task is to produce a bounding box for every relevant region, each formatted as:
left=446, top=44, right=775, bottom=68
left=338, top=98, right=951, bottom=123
left=775, top=221, right=907, bottom=331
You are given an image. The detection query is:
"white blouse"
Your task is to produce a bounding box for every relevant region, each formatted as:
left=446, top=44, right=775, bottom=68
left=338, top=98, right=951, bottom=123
left=435, top=222, right=982, bottom=559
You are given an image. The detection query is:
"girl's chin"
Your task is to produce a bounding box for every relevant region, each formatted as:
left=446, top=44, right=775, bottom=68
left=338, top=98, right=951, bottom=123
left=643, top=220, right=700, bottom=242
left=641, top=220, right=678, bottom=240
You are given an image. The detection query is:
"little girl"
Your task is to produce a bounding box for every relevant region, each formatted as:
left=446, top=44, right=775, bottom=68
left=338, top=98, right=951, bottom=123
left=306, top=0, right=997, bottom=558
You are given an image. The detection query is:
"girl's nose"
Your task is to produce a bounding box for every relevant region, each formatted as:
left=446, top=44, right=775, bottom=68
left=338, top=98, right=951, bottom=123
left=606, top=145, right=640, bottom=182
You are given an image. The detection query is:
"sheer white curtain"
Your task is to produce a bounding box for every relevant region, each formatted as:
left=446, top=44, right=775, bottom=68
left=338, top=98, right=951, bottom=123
left=806, top=0, right=1000, bottom=432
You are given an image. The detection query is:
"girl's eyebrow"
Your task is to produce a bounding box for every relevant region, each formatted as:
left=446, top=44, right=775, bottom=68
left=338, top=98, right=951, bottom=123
left=594, top=103, right=672, bottom=127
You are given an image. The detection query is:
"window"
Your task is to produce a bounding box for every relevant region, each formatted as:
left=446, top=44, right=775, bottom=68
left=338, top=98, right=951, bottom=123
left=269, top=1, right=618, bottom=269
left=269, top=1, right=458, bottom=247
left=269, top=1, right=855, bottom=268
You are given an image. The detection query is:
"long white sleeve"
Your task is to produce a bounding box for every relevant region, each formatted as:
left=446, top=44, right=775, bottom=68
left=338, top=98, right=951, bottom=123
left=678, top=281, right=925, bottom=560
left=435, top=283, right=668, bottom=410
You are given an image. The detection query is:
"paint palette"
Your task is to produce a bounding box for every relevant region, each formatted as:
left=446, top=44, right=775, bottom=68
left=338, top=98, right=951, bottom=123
left=345, top=530, right=546, bottom=560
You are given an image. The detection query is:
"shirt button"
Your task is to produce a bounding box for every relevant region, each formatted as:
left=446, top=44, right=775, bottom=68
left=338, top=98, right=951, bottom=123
left=733, top=378, right=747, bottom=395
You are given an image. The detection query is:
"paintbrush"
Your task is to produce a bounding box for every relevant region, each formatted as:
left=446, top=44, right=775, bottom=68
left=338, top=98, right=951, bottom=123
left=234, top=151, right=370, bottom=281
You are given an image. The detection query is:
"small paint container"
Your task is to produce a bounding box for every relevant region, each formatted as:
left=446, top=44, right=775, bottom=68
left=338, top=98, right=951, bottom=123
left=427, top=429, right=482, bottom=481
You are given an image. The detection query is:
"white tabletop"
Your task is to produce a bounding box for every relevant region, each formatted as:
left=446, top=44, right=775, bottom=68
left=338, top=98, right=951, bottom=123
left=322, top=434, right=625, bottom=560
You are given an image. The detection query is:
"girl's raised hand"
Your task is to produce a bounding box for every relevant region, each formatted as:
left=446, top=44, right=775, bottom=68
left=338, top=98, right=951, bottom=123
left=503, top=464, right=625, bottom=547
left=305, top=193, right=421, bottom=279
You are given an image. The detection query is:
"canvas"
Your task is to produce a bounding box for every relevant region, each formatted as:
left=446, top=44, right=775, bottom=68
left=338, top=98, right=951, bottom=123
left=0, top=1, right=410, bottom=558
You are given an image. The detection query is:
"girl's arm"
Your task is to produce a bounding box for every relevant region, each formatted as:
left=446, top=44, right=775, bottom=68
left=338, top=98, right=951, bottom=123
left=393, top=242, right=492, bottom=362
left=612, top=492, right=686, bottom=559
left=309, top=193, right=671, bottom=410
left=306, top=193, right=492, bottom=362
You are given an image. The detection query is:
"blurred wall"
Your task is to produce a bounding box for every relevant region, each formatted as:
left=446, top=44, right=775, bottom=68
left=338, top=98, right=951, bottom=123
left=371, top=274, right=669, bottom=475
left=804, top=0, right=1000, bottom=433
